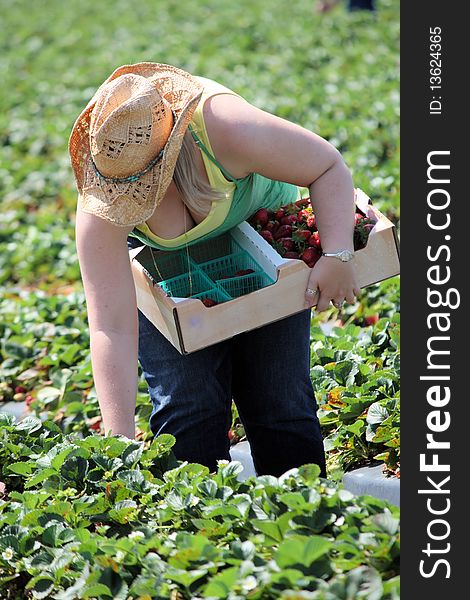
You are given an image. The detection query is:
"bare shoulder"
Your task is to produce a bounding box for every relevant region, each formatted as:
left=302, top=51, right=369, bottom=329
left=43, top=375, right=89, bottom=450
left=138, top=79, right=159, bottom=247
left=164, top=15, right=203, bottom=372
left=202, top=93, right=265, bottom=179
left=202, top=92, right=342, bottom=187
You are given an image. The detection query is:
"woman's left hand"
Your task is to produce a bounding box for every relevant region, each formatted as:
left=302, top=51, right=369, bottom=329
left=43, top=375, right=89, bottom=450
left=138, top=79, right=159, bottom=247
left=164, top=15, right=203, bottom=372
left=304, top=256, right=361, bottom=312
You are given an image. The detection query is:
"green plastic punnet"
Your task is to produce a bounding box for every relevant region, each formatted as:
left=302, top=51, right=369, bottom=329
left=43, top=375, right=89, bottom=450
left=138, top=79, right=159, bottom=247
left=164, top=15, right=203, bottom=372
left=191, top=287, right=232, bottom=304
left=158, top=270, right=214, bottom=298
left=199, top=250, right=262, bottom=281
left=188, top=231, right=244, bottom=263
left=216, top=271, right=275, bottom=299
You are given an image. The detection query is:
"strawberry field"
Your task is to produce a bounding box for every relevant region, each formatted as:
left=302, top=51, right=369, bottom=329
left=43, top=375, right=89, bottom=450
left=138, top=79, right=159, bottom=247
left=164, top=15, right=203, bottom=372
left=1, top=0, right=400, bottom=597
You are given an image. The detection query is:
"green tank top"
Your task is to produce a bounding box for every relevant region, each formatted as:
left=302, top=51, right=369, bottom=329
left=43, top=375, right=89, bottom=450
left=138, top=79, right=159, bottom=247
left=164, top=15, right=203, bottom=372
left=128, top=85, right=298, bottom=251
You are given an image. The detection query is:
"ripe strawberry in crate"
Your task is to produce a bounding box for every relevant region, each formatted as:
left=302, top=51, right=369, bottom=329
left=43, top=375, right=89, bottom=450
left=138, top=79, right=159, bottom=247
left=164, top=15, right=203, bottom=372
left=248, top=197, right=376, bottom=267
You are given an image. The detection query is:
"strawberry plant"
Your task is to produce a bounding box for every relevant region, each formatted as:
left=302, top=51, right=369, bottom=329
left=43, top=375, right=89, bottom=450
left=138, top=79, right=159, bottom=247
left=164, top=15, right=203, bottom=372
left=1, top=0, right=400, bottom=594
left=310, top=315, right=400, bottom=478
left=0, top=417, right=399, bottom=599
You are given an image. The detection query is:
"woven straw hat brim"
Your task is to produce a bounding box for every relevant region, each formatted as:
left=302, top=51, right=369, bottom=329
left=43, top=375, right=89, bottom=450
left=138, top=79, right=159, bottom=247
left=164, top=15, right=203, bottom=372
left=68, top=63, right=203, bottom=228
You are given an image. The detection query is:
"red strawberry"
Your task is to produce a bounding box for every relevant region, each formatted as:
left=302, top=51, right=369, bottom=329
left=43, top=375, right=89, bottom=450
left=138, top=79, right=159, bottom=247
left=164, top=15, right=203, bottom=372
left=202, top=298, right=218, bottom=307
left=354, top=220, right=375, bottom=250
left=284, top=251, right=300, bottom=259
left=228, top=429, right=235, bottom=441
left=271, top=221, right=281, bottom=235
left=308, top=232, right=321, bottom=248
left=293, top=229, right=311, bottom=243
left=280, top=215, right=298, bottom=226
left=260, top=230, right=274, bottom=244
left=15, top=386, right=27, bottom=394
left=235, top=269, right=255, bottom=276
left=263, top=221, right=275, bottom=233
left=88, top=416, right=102, bottom=431
left=252, top=208, right=269, bottom=227
left=279, top=238, right=294, bottom=251
left=295, top=198, right=311, bottom=208
left=354, top=212, right=365, bottom=225
left=297, top=209, right=311, bottom=222
left=25, top=394, right=34, bottom=407
left=364, top=314, right=379, bottom=326
left=306, top=214, right=316, bottom=229
left=274, top=209, right=285, bottom=221
left=301, top=247, right=321, bottom=267
left=273, top=224, right=293, bottom=240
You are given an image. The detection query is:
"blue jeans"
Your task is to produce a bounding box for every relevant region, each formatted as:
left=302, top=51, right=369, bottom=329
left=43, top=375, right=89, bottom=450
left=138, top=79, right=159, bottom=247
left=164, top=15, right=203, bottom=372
left=128, top=236, right=326, bottom=478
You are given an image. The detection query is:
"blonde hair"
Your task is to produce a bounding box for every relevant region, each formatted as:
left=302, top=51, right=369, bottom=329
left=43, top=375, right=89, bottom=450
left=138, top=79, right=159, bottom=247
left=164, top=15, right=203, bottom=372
left=173, top=130, right=227, bottom=215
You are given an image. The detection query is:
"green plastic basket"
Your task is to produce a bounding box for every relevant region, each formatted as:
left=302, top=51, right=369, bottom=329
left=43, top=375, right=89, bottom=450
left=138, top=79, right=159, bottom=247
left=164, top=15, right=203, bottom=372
left=158, top=270, right=214, bottom=298
left=199, top=251, right=262, bottom=281
left=188, top=232, right=244, bottom=264
left=217, top=271, right=275, bottom=299
left=148, top=249, right=199, bottom=282
left=191, top=287, right=232, bottom=304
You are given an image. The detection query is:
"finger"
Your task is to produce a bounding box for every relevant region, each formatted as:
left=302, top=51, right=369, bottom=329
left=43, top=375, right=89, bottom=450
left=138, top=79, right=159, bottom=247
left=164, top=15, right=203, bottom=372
left=305, top=289, right=319, bottom=308
left=331, top=289, right=346, bottom=309
left=305, top=275, right=320, bottom=308
left=315, top=292, right=331, bottom=313
left=331, top=299, right=345, bottom=310
left=353, top=286, right=361, bottom=297
left=345, top=290, right=356, bottom=304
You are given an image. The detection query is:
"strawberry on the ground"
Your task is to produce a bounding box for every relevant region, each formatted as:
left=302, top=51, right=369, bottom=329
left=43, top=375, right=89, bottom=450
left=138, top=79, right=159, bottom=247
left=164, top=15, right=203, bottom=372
left=273, top=224, right=293, bottom=240
left=15, top=386, right=27, bottom=394
left=89, top=416, right=102, bottom=431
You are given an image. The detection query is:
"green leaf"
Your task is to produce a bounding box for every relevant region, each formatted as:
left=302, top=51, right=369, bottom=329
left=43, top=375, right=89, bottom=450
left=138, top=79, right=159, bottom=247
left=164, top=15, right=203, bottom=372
left=6, top=461, right=34, bottom=475
left=25, top=574, right=55, bottom=599
left=14, top=415, right=43, bottom=433
left=366, top=401, right=389, bottom=425
left=203, top=566, right=240, bottom=597
left=275, top=535, right=332, bottom=569
left=251, top=513, right=291, bottom=542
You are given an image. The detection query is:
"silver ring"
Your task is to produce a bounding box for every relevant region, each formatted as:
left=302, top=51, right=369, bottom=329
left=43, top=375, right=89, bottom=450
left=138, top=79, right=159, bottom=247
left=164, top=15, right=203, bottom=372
left=306, top=288, right=318, bottom=296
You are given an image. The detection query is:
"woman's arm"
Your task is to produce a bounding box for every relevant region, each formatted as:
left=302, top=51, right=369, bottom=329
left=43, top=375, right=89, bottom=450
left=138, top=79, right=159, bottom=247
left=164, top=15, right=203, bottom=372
left=203, top=94, right=361, bottom=312
left=75, top=204, right=138, bottom=439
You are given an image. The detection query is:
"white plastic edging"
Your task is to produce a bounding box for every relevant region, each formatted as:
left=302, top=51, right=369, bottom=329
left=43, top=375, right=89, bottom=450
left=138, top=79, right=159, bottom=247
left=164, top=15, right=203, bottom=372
left=229, top=440, right=400, bottom=507
left=342, top=465, right=400, bottom=507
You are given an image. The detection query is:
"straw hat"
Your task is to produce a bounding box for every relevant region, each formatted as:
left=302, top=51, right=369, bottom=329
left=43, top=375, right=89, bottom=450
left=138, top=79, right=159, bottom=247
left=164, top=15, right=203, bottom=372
left=68, top=62, right=203, bottom=227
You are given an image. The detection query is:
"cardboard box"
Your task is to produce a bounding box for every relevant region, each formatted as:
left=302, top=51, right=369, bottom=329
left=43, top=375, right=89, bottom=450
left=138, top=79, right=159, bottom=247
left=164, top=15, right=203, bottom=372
left=129, top=188, right=400, bottom=354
